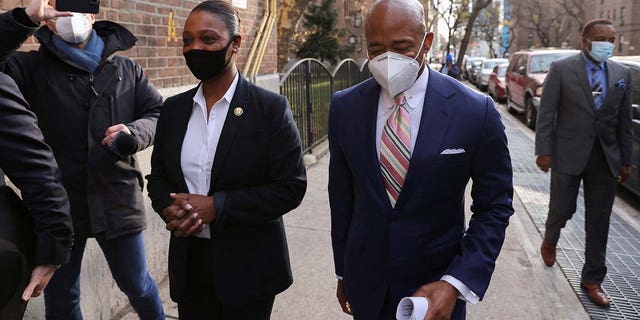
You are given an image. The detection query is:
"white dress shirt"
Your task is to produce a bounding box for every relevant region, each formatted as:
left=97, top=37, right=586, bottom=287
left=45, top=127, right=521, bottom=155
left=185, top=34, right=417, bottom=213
left=181, top=73, right=239, bottom=239
left=375, top=66, right=428, bottom=157
left=374, top=68, right=479, bottom=305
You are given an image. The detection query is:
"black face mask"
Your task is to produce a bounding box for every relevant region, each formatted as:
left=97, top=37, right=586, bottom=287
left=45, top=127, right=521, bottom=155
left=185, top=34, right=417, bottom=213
left=183, top=37, right=235, bottom=81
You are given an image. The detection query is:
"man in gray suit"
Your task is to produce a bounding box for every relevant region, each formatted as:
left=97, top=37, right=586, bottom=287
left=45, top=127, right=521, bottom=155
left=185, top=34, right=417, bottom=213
left=535, top=19, right=632, bottom=308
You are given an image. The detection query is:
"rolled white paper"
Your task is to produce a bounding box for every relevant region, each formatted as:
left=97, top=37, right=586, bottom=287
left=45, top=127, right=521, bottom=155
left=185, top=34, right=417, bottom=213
left=396, top=296, right=429, bottom=320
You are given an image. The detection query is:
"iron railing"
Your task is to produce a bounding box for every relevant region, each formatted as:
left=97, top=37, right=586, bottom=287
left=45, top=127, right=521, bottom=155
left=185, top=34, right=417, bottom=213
left=280, top=58, right=370, bottom=152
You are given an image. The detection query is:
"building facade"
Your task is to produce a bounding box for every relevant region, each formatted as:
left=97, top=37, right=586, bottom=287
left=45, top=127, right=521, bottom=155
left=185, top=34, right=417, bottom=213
left=588, top=0, right=639, bottom=56
left=0, top=0, right=278, bottom=89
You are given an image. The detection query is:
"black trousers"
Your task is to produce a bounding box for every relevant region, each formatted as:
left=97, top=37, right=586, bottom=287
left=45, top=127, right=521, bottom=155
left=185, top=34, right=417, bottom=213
left=545, top=141, right=617, bottom=284
left=177, top=238, right=275, bottom=320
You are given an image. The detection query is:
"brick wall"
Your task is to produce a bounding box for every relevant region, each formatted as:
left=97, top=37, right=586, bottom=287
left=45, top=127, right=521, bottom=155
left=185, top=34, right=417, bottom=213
left=0, top=0, right=277, bottom=89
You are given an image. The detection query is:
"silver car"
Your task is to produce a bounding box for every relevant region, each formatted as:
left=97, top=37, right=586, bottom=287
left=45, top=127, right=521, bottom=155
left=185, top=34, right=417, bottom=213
left=477, top=58, right=508, bottom=91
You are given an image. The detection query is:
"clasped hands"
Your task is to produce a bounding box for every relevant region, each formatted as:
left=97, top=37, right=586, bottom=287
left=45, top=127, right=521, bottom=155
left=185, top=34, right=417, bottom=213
left=162, top=193, right=215, bottom=237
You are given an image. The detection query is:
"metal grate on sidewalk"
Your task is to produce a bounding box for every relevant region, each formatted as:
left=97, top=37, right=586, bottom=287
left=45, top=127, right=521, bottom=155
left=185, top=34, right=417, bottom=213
left=503, top=114, right=640, bottom=320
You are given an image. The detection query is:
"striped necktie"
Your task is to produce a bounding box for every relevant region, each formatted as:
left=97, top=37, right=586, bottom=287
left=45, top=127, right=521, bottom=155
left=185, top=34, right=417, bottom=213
left=591, top=66, right=603, bottom=109
left=380, top=93, right=411, bottom=207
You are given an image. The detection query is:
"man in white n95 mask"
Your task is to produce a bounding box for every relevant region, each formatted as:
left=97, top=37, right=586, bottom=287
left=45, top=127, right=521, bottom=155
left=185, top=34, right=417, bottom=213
left=328, top=0, right=514, bottom=319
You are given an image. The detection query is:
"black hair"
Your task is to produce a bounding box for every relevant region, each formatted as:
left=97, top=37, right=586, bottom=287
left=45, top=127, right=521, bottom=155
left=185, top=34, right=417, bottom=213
left=191, top=0, right=241, bottom=38
left=582, top=19, right=613, bottom=38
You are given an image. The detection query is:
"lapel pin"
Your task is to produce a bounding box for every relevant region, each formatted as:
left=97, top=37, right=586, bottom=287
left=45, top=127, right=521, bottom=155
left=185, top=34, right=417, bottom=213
left=234, top=107, right=244, bottom=116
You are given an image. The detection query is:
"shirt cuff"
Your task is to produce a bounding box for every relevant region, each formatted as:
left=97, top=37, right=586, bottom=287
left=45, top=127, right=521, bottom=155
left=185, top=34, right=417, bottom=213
left=336, top=275, right=343, bottom=280
left=441, top=275, right=480, bottom=305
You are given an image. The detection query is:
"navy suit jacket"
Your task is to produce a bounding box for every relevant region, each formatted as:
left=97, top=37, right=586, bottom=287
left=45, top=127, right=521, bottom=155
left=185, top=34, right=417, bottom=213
left=328, top=69, right=514, bottom=319
left=146, top=74, right=307, bottom=305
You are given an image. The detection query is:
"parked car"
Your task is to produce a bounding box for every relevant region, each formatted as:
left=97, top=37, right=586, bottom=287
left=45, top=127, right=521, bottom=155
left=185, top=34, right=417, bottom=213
left=465, top=57, right=486, bottom=84
left=460, top=55, right=469, bottom=79
left=469, top=58, right=486, bottom=85
left=505, top=49, right=578, bottom=129
left=477, top=58, right=509, bottom=91
left=611, top=56, right=640, bottom=197
left=488, top=63, right=509, bottom=102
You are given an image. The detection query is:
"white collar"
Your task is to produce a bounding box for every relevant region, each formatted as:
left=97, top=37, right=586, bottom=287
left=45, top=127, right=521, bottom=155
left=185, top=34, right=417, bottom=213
left=192, top=72, right=240, bottom=109
left=381, top=67, right=429, bottom=109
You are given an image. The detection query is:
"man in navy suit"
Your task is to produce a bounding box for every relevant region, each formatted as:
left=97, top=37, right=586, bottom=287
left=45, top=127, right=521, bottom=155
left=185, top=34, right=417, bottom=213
left=328, top=0, right=514, bottom=319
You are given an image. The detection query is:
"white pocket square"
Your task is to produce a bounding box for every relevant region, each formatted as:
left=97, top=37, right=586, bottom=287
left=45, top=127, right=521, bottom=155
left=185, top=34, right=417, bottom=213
left=440, top=148, right=465, bottom=155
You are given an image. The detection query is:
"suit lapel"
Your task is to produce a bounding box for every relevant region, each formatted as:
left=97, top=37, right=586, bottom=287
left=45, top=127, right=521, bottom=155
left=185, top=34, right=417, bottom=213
left=209, top=75, right=250, bottom=193
left=396, top=69, right=454, bottom=208
left=605, top=60, right=617, bottom=90
left=355, top=79, right=390, bottom=209
left=600, top=60, right=622, bottom=111
left=170, top=87, right=197, bottom=193
left=572, top=55, right=597, bottom=113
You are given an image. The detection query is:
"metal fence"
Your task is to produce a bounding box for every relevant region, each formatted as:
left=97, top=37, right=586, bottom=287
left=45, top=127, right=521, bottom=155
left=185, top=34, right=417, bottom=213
left=280, top=58, right=370, bottom=152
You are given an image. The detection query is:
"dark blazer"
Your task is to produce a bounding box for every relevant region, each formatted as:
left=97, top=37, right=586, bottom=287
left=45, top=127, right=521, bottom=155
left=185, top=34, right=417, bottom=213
left=0, top=9, right=162, bottom=238
left=535, top=53, right=633, bottom=177
left=328, top=69, right=514, bottom=319
left=146, top=74, right=307, bottom=305
left=0, top=72, right=72, bottom=311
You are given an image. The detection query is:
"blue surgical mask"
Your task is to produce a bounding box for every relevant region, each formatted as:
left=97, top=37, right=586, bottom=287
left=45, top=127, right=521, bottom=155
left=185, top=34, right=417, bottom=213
left=588, top=40, right=614, bottom=62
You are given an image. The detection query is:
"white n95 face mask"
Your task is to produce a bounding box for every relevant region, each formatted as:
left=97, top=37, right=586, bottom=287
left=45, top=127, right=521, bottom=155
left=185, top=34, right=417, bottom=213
left=368, top=34, right=427, bottom=97
left=55, top=13, right=92, bottom=44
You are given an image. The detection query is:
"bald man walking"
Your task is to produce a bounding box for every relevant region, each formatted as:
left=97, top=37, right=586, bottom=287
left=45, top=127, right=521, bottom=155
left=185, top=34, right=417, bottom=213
left=328, top=0, right=514, bottom=319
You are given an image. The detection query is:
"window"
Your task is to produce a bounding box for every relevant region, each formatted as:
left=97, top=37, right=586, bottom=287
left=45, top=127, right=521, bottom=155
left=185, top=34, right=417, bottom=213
left=607, top=10, right=610, bottom=20
left=621, top=6, right=625, bottom=25
left=518, top=55, right=527, bottom=73
left=600, top=11, right=604, bottom=18
left=613, top=8, right=616, bottom=20
left=619, top=34, right=624, bottom=53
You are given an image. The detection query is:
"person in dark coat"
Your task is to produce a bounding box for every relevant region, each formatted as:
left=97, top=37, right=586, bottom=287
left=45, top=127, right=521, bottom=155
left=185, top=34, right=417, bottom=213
left=328, top=1, right=513, bottom=319
left=146, top=1, right=306, bottom=319
left=0, top=0, right=164, bottom=319
left=440, top=53, right=460, bottom=79
left=0, top=72, right=73, bottom=320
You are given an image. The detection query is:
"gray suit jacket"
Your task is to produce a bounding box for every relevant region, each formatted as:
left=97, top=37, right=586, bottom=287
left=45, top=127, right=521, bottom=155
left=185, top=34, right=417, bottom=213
left=535, top=53, right=633, bottom=177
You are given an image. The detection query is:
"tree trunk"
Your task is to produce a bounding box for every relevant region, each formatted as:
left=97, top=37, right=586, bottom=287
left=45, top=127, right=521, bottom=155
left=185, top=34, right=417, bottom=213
left=277, top=0, right=310, bottom=71
left=456, top=0, right=492, bottom=67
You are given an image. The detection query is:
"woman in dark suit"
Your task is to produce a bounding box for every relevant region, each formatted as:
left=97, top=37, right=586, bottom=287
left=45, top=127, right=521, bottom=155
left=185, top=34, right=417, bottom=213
left=146, top=1, right=306, bottom=319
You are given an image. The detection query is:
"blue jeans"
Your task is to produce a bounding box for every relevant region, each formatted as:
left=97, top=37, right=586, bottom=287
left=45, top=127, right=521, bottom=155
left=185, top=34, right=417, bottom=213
left=44, top=232, right=165, bottom=320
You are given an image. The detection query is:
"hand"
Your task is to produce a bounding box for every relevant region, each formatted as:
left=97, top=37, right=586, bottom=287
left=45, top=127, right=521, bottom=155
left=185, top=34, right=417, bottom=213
left=21, top=265, right=57, bottom=301
left=101, top=124, right=131, bottom=146
left=536, top=155, right=552, bottom=173
left=165, top=193, right=215, bottom=237
left=412, top=280, right=458, bottom=320
left=25, top=0, right=72, bottom=24
left=162, top=203, right=189, bottom=223
left=618, top=165, right=631, bottom=183
left=336, top=279, right=352, bottom=315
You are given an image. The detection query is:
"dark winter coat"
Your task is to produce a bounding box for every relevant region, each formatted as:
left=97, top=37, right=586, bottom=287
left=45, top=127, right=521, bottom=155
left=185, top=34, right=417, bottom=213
left=0, top=9, right=163, bottom=239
